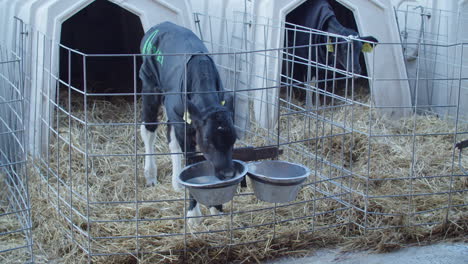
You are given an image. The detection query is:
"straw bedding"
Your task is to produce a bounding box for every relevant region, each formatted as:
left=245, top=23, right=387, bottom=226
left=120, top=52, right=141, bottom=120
left=0, top=188, right=32, bottom=264
left=3, top=91, right=467, bottom=263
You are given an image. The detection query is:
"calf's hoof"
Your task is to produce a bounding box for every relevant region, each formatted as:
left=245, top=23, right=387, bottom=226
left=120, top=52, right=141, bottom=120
left=187, top=206, right=203, bottom=226
left=145, top=177, right=157, bottom=187
left=144, top=165, right=157, bottom=187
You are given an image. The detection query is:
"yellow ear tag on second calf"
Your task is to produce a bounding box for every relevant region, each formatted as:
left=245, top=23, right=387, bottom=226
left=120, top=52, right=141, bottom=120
left=221, top=100, right=226, bottom=106
left=362, top=42, right=374, bottom=53
left=326, top=37, right=334, bottom=53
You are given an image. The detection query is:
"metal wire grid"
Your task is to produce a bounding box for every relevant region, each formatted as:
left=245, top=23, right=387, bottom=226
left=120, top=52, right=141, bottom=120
left=392, top=6, right=468, bottom=231
left=281, top=6, right=467, bottom=232
left=20, top=13, right=361, bottom=261
left=0, top=32, right=33, bottom=262
left=19, top=9, right=467, bottom=262
left=197, top=11, right=467, bottom=232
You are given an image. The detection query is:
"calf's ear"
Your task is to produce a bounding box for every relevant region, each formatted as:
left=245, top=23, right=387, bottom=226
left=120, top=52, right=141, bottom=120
left=361, top=43, right=373, bottom=53
left=360, top=36, right=379, bottom=53
left=326, top=37, right=335, bottom=53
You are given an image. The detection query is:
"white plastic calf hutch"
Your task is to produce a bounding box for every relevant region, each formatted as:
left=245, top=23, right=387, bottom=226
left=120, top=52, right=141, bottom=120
left=244, top=0, right=413, bottom=129
left=0, top=0, right=195, bottom=155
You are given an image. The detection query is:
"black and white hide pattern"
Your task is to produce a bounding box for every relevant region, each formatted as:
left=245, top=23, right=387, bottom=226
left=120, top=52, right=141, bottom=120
left=285, top=0, right=378, bottom=106
left=139, top=22, right=237, bottom=226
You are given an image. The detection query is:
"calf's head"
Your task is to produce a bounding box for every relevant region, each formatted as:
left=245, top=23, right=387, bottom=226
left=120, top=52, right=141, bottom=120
left=325, top=19, right=378, bottom=75
left=187, top=97, right=237, bottom=180
left=326, top=34, right=378, bottom=75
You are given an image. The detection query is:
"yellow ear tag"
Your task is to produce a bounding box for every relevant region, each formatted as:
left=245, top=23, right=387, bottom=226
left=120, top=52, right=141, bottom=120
left=184, top=100, right=225, bottom=124
left=362, top=43, right=374, bottom=53
left=327, top=37, right=334, bottom=52
left=183, top=111, right=191, bottom=124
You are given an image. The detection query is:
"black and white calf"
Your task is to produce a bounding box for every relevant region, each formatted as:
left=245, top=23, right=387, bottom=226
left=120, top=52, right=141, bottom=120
left=139, top=22, right=237, bottom=225
left=285, top=0, right=378, bottom=105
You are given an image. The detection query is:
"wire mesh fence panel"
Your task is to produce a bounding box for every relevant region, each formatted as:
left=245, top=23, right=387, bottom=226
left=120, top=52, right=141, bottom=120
left=0, top=29, right=33, bottom=263
left=18, top=8, right=468, bottom=264
left=384, top=5, right=468, bottom=230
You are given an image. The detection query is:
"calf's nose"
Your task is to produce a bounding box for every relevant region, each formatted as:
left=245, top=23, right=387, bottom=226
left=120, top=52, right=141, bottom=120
left=215, top=167, right=236, bottom=180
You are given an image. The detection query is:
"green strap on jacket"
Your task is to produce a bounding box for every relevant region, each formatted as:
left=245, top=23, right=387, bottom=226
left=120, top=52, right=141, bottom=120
left=142, top=29, right=164, bottom=65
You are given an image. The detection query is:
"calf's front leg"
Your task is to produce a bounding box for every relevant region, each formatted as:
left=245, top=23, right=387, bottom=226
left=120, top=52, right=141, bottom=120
left=141, top=86, right=161, bottom=186
left=168, top=125, right=183, bottom=192
left=141, top=124, right=157, bottom=186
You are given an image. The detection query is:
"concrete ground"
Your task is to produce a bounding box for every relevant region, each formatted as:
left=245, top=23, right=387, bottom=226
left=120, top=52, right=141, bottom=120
left=268, top=243, right=467, bottom=264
